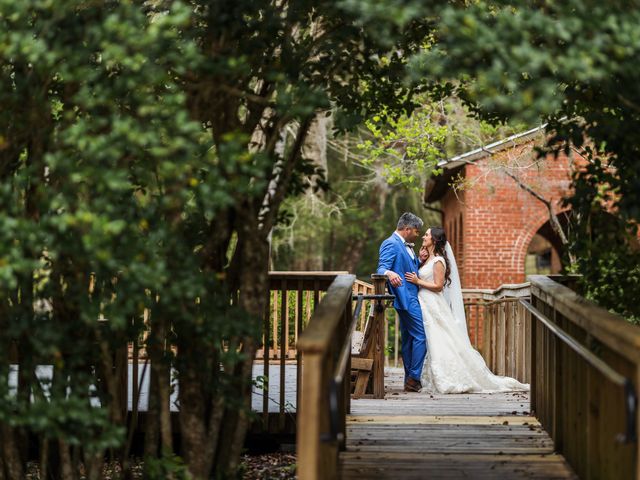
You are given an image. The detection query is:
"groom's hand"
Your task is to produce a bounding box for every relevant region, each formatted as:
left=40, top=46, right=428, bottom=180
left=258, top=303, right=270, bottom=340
left=386, top=270, right=402, bottom=287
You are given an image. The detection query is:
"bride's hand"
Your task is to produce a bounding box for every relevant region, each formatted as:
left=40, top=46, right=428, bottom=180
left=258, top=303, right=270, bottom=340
left=404, top=272, right=418, bottom=285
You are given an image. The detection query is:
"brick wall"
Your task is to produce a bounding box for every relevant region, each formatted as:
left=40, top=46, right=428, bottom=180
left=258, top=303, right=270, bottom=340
left=448, top=140, right=573, bottom=290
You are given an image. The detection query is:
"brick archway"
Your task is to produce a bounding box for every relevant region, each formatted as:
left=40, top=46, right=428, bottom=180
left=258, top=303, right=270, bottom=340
left=515, top=210, right=570, bottom=277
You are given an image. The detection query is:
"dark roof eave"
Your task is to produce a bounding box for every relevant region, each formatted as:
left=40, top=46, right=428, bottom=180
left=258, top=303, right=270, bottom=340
left=423, top=164, right=465, bottom=204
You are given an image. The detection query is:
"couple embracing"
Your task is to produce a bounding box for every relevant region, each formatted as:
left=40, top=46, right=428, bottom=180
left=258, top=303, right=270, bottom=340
left=377, top=212, right=529, bottom=394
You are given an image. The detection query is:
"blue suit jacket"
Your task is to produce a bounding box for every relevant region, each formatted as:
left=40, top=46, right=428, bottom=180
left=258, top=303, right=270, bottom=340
left=376, top=233, right=420, bottom=311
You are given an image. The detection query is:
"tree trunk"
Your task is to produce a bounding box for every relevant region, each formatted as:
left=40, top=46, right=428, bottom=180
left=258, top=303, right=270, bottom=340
left=215, top=228, right=270, bottom=476
left=154, top=319, right=173, bottom=454
left=143, top=332, right=160, bottom=460
left=0, top=425, right=23, bottom=480
left=145, top=311, right=173, bottom=463
left=178, top=362, right=209, bottom=479
left=39, top=438, right=49, bottom=480
left=0, top=453, right=6, bottom=480
left=58, top=439, right=75, bottom=480
left=84, top=450, right=104, bottom=480
left=303, top=113, right=329, bottom=187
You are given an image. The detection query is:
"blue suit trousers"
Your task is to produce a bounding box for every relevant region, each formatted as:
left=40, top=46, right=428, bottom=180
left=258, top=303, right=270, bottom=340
left=396, top=298, right=427, bottom=382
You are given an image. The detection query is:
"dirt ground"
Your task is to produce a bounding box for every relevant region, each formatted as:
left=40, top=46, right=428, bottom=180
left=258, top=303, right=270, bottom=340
left=24, top=454, right=296, bottom=479
left=240, top=452, right=296, bottom=479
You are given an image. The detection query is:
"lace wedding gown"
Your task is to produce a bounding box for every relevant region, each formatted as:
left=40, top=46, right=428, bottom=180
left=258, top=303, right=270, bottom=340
left=419, top=256, right=529, bottom=394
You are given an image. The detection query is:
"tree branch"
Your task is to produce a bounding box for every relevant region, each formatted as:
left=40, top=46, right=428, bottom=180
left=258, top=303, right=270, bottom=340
left=218, top=84, right=275, bottom=108
left=502, top=169, right=572, bottom=256
left=467, top=144, right=574, bottom=261
left=258, top=116, right=314, bottom=233
left=502, top=169, right=552, bottom=207
left=617, top=93, right=640, bottom=113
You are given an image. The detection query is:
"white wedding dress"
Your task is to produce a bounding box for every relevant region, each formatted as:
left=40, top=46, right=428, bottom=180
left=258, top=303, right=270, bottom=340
left=419, top=256, right=529, bottom=394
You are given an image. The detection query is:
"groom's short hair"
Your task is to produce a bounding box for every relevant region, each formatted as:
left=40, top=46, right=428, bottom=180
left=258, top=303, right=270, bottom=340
left=397, top=212, right=423, bottom=230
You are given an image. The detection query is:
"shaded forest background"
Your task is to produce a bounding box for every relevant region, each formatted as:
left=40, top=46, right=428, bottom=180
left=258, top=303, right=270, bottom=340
left=271, top=98, right=521, bottom=278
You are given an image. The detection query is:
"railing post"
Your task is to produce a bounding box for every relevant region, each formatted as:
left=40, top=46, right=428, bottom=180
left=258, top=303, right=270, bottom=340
left=394, top=313, right=399, bottom=368
left=297, top=352, right=328, bottom=480
left=530, top=296, right=538, bottom=416
left=297, top=274, right=356, bottom=480
left=341, top=303, right=352, bottom=446
left=371, top=274, right=387, bottom=399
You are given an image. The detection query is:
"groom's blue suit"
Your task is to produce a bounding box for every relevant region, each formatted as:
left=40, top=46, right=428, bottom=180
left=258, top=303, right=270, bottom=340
left=376, top=233, right=427, bottom=383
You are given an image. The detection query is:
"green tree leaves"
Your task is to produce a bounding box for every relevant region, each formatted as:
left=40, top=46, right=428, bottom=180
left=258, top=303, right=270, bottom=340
left=407, top=0, right=640, bottom=320
left=0, top=1, right=441, bottom=477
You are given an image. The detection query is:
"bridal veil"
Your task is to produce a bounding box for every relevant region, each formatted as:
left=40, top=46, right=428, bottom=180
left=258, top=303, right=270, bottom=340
left=443, top=242, right=469, bottom=340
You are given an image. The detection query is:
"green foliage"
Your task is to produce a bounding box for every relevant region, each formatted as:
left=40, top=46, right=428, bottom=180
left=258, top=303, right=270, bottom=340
left=272, top=124, right=441, bottom=277
left=144, top=453, right=192, bottom=480
left=0, top=0, right=205, bottom=466
left=565, top=154, right=640, bottom=322
left=0, top=0, right=441, bottom=477
left=361, top=108, right=449, bottom=191
left=357, top=96, right=525, bottom=191
left=407, top=0, right=640, bottom=320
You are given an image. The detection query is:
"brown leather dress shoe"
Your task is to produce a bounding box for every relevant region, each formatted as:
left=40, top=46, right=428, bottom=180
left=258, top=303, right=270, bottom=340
left=404, top=378, right=422, bottom=392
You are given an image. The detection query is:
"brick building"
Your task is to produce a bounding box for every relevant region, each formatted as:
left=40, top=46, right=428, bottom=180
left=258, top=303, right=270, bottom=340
left=423, top=126, right=575, bottom=290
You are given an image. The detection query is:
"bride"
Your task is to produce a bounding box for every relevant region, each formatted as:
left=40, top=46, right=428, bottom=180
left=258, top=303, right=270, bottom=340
left=404, top=227, right=529, bottom=394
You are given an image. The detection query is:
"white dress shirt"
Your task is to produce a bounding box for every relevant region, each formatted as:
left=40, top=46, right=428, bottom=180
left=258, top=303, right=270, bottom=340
left=394, top=231, right=415, bottom=259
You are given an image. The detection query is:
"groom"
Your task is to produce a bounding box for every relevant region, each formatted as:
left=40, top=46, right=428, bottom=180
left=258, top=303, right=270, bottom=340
left=377, top=212, right=427, bottom=392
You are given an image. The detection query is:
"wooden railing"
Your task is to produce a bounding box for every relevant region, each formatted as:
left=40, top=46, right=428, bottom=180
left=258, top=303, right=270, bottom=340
left=256, top=274, right=375, bottom=362
left=297, top=274, right=390, bottom=480
left=526, top=275, right=639, bottom=479
left=297, top=274, right=357, bottom=480
left=256, top=271, right=348, bottom=362
left=482, top=298, right=531, bottom=384
left=124, top=272, right=378, bottom=437
left=462, top=283, right=531, bottom=384
left=353, top=278, right=376, bottom=330
left=254, top=271, right=374, bottom=432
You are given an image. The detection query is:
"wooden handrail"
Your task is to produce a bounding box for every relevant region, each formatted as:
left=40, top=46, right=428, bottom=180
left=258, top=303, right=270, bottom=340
left=480, top=294, right=531, bottom=384
left=463, top=282, right=531, bottom=300
left=257, top=273, right=373, bottom=362
left=324, top=292, right=395, bottom=445
left=296, top=274, right=392, bottom=480
left=521, top=298, right=637, bottom=443
left=252, top=272, right=377, bottom=436
left=297, top=274, right=356, bottom=480
left=297, top=275, right=356, bottom=353
left=462, top=283, right=530, bottom=352
left=269, top=271, right=349, bottom=276
left=268, top=271, right=349, bottom=291
left=530, top=275, right=640, bottom=362
left=528, top=274, right=640, bottom=479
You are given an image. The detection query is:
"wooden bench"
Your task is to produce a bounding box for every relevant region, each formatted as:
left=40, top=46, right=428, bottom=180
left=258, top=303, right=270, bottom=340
left=351, top=305, right=376, bottom=397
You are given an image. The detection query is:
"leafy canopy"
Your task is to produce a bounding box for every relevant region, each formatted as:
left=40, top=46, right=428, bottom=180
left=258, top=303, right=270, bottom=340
left=408, top=0, right=640, bottom=320
left=0, top=0, right=443, bottom=476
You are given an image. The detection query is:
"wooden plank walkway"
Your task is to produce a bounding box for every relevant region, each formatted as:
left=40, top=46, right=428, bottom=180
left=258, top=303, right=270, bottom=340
left=340, top=368, right=577, bottom=479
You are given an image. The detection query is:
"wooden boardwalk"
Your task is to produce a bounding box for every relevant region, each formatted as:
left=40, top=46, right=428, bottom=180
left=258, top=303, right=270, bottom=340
left=340, top=368, right=577, bottom=479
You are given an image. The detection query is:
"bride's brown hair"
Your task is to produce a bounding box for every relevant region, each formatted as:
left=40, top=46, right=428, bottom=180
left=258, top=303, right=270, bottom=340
left=428, top=226, right=452, bottom=287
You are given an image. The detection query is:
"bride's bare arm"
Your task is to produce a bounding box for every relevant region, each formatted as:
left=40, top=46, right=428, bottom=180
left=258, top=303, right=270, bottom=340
left=404, top=262, right=445, bottom=292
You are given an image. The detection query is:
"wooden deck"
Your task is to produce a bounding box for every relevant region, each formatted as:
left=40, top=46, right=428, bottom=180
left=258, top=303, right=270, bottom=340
left=339, top=368, right=577, bottom=479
